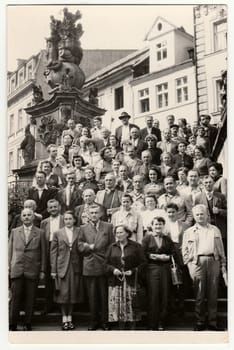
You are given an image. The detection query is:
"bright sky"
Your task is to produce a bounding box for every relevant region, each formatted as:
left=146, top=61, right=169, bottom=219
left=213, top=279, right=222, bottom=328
left=7, top=4, right=194, bottom=71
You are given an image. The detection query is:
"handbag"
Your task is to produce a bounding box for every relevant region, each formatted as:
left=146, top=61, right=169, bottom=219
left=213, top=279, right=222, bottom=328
left=132, top=268, right=147, bottom=310
left=170, top=256, right=183, bottom=286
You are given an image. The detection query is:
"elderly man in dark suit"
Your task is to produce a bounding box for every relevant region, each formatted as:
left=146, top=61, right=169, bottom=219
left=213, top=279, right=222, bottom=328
left=140, top=115, right=161, bottom=142
left=95, top=173, right=123, bottom=221
left=78, top=204, right=114, bottom=330
left=8, top=208, right=46, bottom=331
left=74, top=188, right=107, bottom=226
left=40, top=199, right=64, bottom=313
left=28, top=171, right=57, bottom=219
left=199, top=114, right=218, bottom=150
left=130, top=127, right=146, bottom=158
left=115, top=111, right=139, bottom=145
left=57, top=170, right=83, bottom=214
left=194, top=175, right=227, bottom=252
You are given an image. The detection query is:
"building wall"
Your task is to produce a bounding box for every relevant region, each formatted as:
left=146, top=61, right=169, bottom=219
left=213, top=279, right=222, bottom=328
left=174, top=31, right=194, bottom=65
left=194, top=4, right=227, bottom=123
left=149, top=31, right=175, bottom=73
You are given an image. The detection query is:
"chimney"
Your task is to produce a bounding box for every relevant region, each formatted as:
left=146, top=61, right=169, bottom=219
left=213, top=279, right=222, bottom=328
left=17, top=58, right=26, bottom=68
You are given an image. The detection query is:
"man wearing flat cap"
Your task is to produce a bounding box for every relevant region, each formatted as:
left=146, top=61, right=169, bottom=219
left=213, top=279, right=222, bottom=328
left=115, top=111, right=139, bottom=146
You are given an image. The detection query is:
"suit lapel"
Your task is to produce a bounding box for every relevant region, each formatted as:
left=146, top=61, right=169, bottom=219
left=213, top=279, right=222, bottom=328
left=45, top=219, right=50, bottom=241
left=19, top=227, right=26, bottom=244
left=94, top=221, right=104, bottom=246
left=26, top=226, right=37, bottom=246
left=61, top=227, right=70, bottom=246
left=72, top=227, right=78, bottom=245
left=59, top=215, right=64, bottom=228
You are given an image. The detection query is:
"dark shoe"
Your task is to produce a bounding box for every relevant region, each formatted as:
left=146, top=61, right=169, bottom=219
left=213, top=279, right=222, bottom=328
left=207, top=324, right=218, bottom=331
left=100, top=323, right=110, bottom=331
left=62, top=322, right=69, bottom=331
left=88, top=324, right=98, bottom=331
left=68, top=322, right=75, bottom=330
left=194, top=323, right=206, bottom=331
left=9, top=324, right=17, bottom=331
left=23, top=324, right=32, bottom=331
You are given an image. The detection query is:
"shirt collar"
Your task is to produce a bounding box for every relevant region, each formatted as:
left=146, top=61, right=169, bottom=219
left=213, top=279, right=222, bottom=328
left=90, top=220, right=100, bottom=229
left=34, top=184, right=48, bottom=191
left=23, top=225, right=33, bottom=231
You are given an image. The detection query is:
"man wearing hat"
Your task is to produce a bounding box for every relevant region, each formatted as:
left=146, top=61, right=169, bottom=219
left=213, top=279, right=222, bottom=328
left=115, top=111, right=139, bottom=145
left=170, top=124, right=185, bottom=144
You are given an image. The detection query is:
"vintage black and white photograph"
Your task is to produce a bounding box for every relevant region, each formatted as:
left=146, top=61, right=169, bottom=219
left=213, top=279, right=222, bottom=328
left=7, top=3, right=228, bottom=344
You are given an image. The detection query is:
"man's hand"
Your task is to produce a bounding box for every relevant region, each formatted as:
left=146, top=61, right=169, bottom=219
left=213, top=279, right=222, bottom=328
left=89, top=244, right=95, bottom=250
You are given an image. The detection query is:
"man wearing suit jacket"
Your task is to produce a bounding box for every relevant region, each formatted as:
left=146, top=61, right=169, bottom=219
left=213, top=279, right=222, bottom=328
left=8, top=208, right=46, bottom=331
left=95, top=173, right=123, bottom=221
left=78, top=204, right=114, bottom=330
left=62, top=119, right=80, bottom=145
left=57, top=171, right=83, bottom=214
left=140, top=115, right=161, bottom=142
left=130, top=127, right=146, bottom=158
left=74, top=189, right=107, bottom=226
left=115, top=111, right=139, bottom=145
left=199, top=114, right=218, bottom=150
left=194, top=175, right=227, bottom=252
left=40, top=199, right=64, bottom=313
left=28, top=171, right=57, bottom=219
left=182, top=204, right=226, bottom=331
left=157, top=128, right=178, bottom=154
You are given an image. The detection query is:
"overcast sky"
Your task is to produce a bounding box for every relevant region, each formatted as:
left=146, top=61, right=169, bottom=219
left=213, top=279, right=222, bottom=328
left=7, top=4, right=194, bottom=71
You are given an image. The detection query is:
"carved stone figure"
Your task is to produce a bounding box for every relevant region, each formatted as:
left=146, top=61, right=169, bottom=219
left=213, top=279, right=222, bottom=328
left=44, top=7, right=85, bottom=90
left=32, top=84, right=44, bottom=104
left=20, top=125, right=35, bottom=165
left=88, top=87, right=99, bottom=106
left=37, top=116, right=59, bottom=146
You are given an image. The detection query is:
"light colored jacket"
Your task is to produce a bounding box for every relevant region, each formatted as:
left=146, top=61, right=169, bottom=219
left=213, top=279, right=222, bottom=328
left=182, top=223, right=226, bottom=267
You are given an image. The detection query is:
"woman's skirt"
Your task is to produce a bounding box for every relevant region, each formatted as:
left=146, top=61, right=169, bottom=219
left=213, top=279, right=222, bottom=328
left=54, top=260, right=84, bottom=304
left=108, top=281, right=140, bottom=322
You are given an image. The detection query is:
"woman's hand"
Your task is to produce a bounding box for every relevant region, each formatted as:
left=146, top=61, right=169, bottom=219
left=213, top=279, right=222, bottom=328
left=124, top=270, right=132, bottom=276
left=160, top=254, right=170, bottom=262
left=113, top=268, right=122, bottom=276
left=149, top=253, right=158, bottom=260
left=51, top=273, right=57, bottom=279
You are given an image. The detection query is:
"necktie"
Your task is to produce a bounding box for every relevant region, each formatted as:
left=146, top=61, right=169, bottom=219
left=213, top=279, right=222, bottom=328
left=66, top=185, right=71, bottom=206
left=25, top=228, right=30, bottom=244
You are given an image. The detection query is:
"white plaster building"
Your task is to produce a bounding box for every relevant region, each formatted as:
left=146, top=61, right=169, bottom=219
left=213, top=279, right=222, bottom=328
left=83, top=16, right=197, bottom=132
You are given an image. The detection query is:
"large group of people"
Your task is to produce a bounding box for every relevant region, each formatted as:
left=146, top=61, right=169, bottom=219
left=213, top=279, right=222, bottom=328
left=8, top=111, right=227, bottom=332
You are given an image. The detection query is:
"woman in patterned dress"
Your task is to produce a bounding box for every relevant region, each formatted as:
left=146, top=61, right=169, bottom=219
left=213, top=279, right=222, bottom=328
left=104, top=225, right=146, bottom=329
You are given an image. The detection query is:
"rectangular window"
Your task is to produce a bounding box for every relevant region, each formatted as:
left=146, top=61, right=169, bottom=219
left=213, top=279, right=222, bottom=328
left=9, top=152, right=14, bottom=172
left=18, top=70, right=24, bottom=85
left=17, top=149, right=23, bottom=168
left=176, top=76, right=188, bottom=103
left=156, top=83, right=168, bottom=108
left=114, top=86, right=124, bottom=110
left=11, top=78, right=15, bottom=92
left=27, top=65, right=32, bottom=79
left=156, top=41, right=167, bottom=61
left=138, top=88, right=150, bottom=113
left=214, top=20, right=227, bottom=51
left=18, top=109, right=23, bottom=130
left=9, top=114, right=14, bottom=135
left=215, top=79, right=222, bottom=112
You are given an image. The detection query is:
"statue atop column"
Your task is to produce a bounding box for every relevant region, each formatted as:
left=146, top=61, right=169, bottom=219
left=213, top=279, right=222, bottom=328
left=20, top=125, right=36, bottom=165
left=44, top=7, right=85, bottom=90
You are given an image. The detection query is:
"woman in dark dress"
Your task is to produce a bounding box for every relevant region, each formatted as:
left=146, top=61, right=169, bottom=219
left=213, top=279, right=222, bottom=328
left=50, top=211, right=83, bottom=330
left=104, top=224, right=146, bottom=329
left=142, top=216, right=177, bottom=330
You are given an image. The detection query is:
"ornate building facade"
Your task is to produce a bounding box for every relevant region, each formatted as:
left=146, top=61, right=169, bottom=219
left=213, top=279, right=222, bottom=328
left=82, top=16, right=197, bottom=132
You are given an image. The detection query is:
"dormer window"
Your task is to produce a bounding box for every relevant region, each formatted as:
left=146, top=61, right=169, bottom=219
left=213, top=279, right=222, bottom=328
left=157, top=23, right=162, bottom=31
left=156, top=41, right=167, bottom=61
